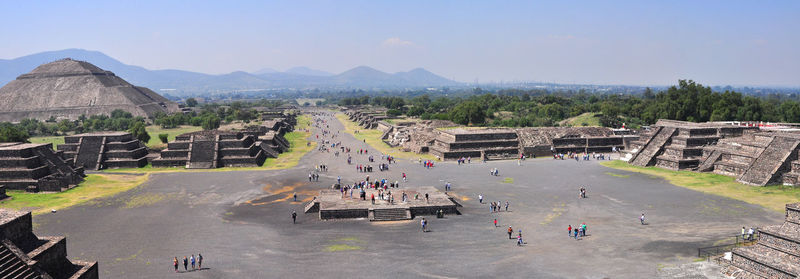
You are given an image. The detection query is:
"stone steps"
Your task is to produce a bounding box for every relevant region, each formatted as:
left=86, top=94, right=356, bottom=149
left=0, top=243, right=40, bottom=279
left=696, top=149, right=721, bottom=172
left=369, top=208, right=410, bottom=221
left=738, top=137, right=800, bottom=186
left=630, top=127, right=676, bottom=166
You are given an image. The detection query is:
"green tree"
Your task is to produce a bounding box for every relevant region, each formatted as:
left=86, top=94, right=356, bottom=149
left=185, top=98, right=198, bottom=107
left=158, top=133, right=169, bottom=143
left=450, top=101, right=486, bottom=125
left=202, top=115, right=221, bottom=130
left=129, top=122, right=150, bottom=143
left=0, top=123, right=30, bottom=142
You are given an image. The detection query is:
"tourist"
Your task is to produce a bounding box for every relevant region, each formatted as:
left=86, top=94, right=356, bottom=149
left=574, top=228, right=579, bottom=240
left=479, top=194, right=483, bottom=204
left=741, top=227, right=746, bottom=239
left=505, top=201, right=509, bottom=211
left=191, top=255, right=195, bottom=270
left=183, top=256, right=188, bottom=271
left=425, top=193, right=429, bottom=203
left=421, top=218, right=427, bottom=232
left=747, top=227, right=755, bottom=240
left=292, top=210, right=297, bottom=224
left=293, top=192, right=297, bottom=202
left=582, top=223, right=587, bottom=236
left=508, top=226, right=513, bottom=239
left=568, top=225, right=572, bottom=237
left=494, top=218, right=498, bottom=227
left=517, top=234, right=523, bottom=246
left=640, top=213, right=645, bottom=225
left=174, top=257, right=178, bottom=272
left=198, top=254, right=203, bottom=269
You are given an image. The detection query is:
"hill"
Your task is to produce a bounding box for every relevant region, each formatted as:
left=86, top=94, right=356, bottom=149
left=0, top=49, right=460, bottom=95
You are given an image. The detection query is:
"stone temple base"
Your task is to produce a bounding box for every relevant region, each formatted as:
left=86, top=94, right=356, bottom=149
left=305, top=186, right=459, bottom=221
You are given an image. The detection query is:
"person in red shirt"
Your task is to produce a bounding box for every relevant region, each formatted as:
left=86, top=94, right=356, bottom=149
left=568, top=225, right=572, bottom=237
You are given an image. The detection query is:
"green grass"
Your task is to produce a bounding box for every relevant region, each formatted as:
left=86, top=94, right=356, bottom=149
left=601, top=160, right=800, bottom=212
left=503, top=177, right=514, bottom=183
left=0, top=174, right=150, bottom=215
left=28, top=136, right=65, bottom=148
left=145, top=125, right=203, bottom=148
left=605, top=172, right=630, bottom=178
left=324, top=244, right=362, bottom=252
left=559, top=112, right=602, bottom=127
left=335, top=113, right=437, bottom=161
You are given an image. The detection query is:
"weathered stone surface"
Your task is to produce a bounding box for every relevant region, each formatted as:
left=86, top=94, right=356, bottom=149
left=0, top=58, right=180, bottom=121
left=0, top=143, right=84, bottom=192
left=57, top=132, right=148, bottom=170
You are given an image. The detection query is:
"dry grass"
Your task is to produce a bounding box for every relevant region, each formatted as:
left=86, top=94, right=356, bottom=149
left=335, top=113, right=436, bottom=161
left=601, top=160, right=800, bottom=212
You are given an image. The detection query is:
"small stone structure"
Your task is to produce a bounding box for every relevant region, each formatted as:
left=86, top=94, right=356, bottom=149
left=516, top=127, right=633, bottom=157
left=0, top=58, right=180, bottom=122
left=430, top=128, right=520, bottom=160
left=0, top=143, right=84, bottom=192
left=56, top=132, right=148, bottom=170
left=345, top=109, right=391, bottom=129
left=305, top=187, right=459, bottom=221
left=721, top=203, right=800, bottom=278
left=0, top=209, right=98, bottom=279
left=152, top=130, right=266, bottom=169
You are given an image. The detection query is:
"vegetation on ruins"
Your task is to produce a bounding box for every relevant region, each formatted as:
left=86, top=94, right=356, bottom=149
left=339, top=80, right=800, bottom=128
left=129, top=122, right=151, bottom=143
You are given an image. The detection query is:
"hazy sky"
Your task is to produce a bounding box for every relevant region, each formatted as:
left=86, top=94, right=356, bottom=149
left=1, top=0, right=798, bottom=86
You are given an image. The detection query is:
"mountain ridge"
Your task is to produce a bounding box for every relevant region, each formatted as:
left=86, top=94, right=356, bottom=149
left=0, top=49, right=459, bottom=95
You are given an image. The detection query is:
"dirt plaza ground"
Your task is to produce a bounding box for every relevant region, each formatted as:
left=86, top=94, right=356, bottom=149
left=32, top=111, right=783, bottom=278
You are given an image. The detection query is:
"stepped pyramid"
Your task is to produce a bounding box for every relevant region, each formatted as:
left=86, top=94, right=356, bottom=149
left=0, top=58, right=180, bottom=122
left=723, top=203, right=800, bottom=278
left=0, top=209, right=98, bottom=278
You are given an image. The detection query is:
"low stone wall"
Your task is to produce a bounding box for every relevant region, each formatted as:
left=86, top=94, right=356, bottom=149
left=320, top=209, right=369, bottom=220
left=409, top=205, right=458, bottom=216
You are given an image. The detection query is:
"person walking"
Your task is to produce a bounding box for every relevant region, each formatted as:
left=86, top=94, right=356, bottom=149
left=190, top=255, right=195, bottom=270
left=568, top=225, right=572, bottom=237
left=479, top=194, right=483, bottom=204
left=741, top=227, right=746, bottom=239
left=640, top=213, right=645, bottom=225
left=293, top=192, right=297, bottom=202
left=505, top=201, right=509, bottom=211
left=173, top=257, right=179, bottom=272
left=198, top=254, right=203, bottom=269
left=292, top=210, right=297, bottom=224
left=494, top=218, right=498, bottom=227
left=421, top=218, right=427, bottom=232
left=183, top=256, right=188, bottom=271
left=574, top=228, right=579, bottom=240
left=508, top=226, right=513, bottom=239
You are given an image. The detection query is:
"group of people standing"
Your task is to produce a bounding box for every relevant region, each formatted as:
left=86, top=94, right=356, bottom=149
left=567, top=223, right=588, bottom=240
left=173, top=254, right=203, bottom=272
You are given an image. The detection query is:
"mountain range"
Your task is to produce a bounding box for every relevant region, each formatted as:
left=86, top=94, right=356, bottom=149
left=0, top=49, right=459, bottom=96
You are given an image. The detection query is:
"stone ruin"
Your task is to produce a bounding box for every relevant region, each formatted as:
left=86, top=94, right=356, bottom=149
left=304, top=186, right=459, bottom=221
left=152, top=130, right=267, bottom=169
left=345, top=109, right=391, bottom=129
left=0, top=143, right=84, bottom=192
left=721, top=203, right=800, bottom=278
left=366, top=116, right=634, bottom=160
left=0, top=58, right=180, bottom=122
left=0, top=209, right=98, bottom=279
left=624, top=119, right=800, bottom=186
left=56, top=132, right=148, bottom=170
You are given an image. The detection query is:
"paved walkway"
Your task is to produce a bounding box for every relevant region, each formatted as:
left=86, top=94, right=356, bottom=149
left=33, top=109, right=783, bottom=278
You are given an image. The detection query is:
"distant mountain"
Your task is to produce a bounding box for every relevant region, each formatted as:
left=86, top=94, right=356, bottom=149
left=0, top=49, right=461, bottom=95
left=285, top=66, right=333, bottom=77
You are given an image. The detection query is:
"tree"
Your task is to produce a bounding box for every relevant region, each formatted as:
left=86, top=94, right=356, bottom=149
left=158, top=134, right=169, bottom=143
left=185, top=98, right=198, bottom=107
left=129, top=122, right=150, bottom=143
left=450, top=101, right=486, bottom=125
left=0, top=123, right=30, bottom=142
left=202, top=115, right=221, bottom=130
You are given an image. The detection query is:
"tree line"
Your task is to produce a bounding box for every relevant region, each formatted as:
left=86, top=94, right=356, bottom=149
left=339, top=80, right=800, bottom=128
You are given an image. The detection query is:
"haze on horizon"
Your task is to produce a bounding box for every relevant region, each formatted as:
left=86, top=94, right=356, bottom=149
left=1, top=0, right=798, bottom=87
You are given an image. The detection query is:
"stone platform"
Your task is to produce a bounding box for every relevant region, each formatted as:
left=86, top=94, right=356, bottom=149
left=305, top=186, right=459, bottom=221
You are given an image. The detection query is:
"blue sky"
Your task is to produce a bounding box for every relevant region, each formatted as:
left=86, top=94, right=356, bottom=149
left=1, top=0, right=798, bottom=86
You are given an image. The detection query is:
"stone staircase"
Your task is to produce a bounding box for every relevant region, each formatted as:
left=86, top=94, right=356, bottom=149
left=369, top=208, right=411, bottom=221
left=738, top=137, right=800, bottom=186
left=724, top=203, right=800, bottom=278
left=630, top=127, right=676, bottom=166
left=73, top=136, right=103, bottom=171
left=0, top=242, right=40, bottom=279
left=696, top=150, right=721, bottom=172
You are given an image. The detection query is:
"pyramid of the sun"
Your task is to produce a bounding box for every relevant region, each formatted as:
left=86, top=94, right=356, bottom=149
left=0, top=58, right=180, bottom=121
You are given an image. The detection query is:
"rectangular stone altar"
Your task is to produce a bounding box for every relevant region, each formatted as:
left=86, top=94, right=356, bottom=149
left=305, top=186, right=459, bottom=221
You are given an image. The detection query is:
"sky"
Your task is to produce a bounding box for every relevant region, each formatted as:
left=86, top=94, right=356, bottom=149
left=1, top=0, right=798, bottom=87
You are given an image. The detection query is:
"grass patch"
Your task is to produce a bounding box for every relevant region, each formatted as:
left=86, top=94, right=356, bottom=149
left=335, top=113, right=437, bottom=161
left=296, top=98, right=325, bottom=106
left=324, top=244, right=362, bottom=252
left=0, top=174, right=150, bottom=215
left=605, top=172, right=630, bottom=178
left=559, top=112, right=602, bottom=127
left=503, top=177, right=514, bottom=183
left=601, top=160, right=800, bottom=212
left=103, top=115, right=315, bottom=174
left=145, top=125, right=203, bottom=149
left=28, top=136, right=65, bottom=148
